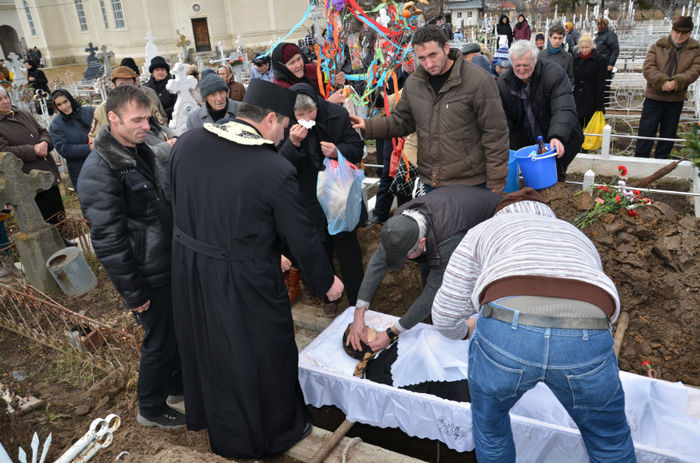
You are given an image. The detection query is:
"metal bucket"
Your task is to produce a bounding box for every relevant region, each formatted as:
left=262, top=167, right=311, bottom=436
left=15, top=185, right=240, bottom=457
left=46, top=247, right=97, bottom=297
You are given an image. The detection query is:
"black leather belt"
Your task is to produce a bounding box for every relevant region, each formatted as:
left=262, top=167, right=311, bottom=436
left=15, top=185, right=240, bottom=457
left=482, top=303, right=610, bottom=330
left=174, top=224, right=264, bottom=261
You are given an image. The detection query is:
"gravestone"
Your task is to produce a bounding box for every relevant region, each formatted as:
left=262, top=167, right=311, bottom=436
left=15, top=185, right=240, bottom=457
left=82, top=42, right=103, bottom=81
left=0, top=152, right=65, bottom=292
left=210, top=40, right=227, bottom=65
left=176, top=29, right=192, bottom=63
left=166, top=58, right=200, bottom=136
left=32, top=89, right=51, bottom=128
left=96, top=45, right=114, bottom=79
left=6, top=52, right=27, bottom=87
left=143, top=33, right=159, bottom=77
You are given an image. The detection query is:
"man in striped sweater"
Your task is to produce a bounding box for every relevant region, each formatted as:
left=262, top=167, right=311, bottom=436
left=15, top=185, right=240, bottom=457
left=431, top=188, right=636, bottom=463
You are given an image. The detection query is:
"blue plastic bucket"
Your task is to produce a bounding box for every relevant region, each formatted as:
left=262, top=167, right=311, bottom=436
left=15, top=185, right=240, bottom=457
left=513, top=144, right=557, bottom=189
left=504, top=150, right=519, bottom=193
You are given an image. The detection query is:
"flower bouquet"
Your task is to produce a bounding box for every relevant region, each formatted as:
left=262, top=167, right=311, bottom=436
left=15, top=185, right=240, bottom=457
left=228, top=57, right=244, bottom=67
left=573, top=165, right=652, bottom=229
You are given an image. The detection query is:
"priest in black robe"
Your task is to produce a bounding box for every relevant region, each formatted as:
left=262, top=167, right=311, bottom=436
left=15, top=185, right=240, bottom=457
left=169, top=79, right=344, bottom=459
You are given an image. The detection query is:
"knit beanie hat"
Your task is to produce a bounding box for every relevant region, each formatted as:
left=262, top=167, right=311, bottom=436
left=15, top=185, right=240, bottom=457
left=672, top=16, right=694, bottom=33
left=281, top=43, right=302, bottom=63
left=492, top=46, right=510, bottom=69
left=199, top=68, right=229, bottom=99
left=148, top=56, right=170, bottom=74
left=120, top=57, right=139, bottom=75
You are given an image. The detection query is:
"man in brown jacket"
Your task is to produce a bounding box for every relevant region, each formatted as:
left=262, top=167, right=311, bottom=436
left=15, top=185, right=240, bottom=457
left=350, top=25, right=509, bottom=192
left=635, top=16, right=700, bottom=158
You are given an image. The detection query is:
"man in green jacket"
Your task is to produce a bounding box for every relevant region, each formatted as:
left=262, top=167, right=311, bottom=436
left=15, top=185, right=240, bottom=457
left=350, top=25, right=509, bottom=192
left=635, top=16, right=700, bottom=159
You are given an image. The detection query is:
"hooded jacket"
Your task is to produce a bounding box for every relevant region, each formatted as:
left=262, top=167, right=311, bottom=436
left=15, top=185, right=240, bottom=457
left=642, top=35, right=700, bottom=102
left=279, top=82, right=364, bottom=232
left=496, top=15, right=513, bottom=46
left=78, top=125, right=172, bottom=309
left=271, top=43, right=320, bottom=91
left=49, top=90, right=95, bottom=189
left=364, top=50, right=509, bottom=189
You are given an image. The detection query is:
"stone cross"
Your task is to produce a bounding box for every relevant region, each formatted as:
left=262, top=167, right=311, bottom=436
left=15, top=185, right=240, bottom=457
left=176, top=29, right=191, bottom=62
left=0, top=153, right=66, bottom=291
left=85, top=42, right=98, bottom=58
left=166, top=59, right=200, bottom=136
left=97, top=45, right=114, bottom=79
left=6, top=52, right=27, bottom=87
left=0, top=153, right=54, bottom=234
left=210, top=40, right=227, bottom=65
left=82, top=42, right=103, bottom=81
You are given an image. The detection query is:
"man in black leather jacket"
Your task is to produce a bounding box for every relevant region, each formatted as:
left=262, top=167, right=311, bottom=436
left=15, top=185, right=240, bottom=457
left=78, top=85, right=184, bottom=429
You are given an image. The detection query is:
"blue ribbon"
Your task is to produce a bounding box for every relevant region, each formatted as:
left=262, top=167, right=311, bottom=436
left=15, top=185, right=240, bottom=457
left=263, top=1, right=315, bottom=57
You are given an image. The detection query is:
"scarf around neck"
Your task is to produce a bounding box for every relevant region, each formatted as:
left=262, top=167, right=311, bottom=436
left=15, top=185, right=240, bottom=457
left=664, top=39, right=688, bottom=77
left=580, top=51, right=592, bottom=59
left=548, top=43, right=564, bottom=54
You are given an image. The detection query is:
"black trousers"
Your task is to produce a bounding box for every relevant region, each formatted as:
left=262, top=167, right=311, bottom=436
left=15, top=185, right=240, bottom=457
left=323, top=229, right=363, bottom=306
left=372, top=138, right=395, bottom=221
left=134, top=283, right=183, bottom=416
left=35, top=185, right=65, bottom=225
left=634, top=98, right=684, bottom=159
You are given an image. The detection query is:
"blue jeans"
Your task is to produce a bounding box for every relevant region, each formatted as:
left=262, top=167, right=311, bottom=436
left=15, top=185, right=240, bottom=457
left=468, top=313, right=636, bottom=463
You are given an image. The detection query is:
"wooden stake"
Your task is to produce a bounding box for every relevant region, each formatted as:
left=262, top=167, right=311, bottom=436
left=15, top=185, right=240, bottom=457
left=309, top=419, right=355, bottom=463
left=613, top=312, right=630, bottom=358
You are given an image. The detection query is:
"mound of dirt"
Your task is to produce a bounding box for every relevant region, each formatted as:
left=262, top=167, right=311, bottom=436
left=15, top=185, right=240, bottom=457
left=347, top=183, right=699, bottom=385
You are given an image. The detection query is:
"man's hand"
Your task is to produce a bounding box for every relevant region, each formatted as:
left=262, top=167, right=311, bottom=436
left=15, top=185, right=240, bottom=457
left=289, top=124, right=308, bottom=147
left=280, top=254, right=292, bottom=273
left=549, top=138, right=565, bottom=158
left=327, top=91, right=345, bottom=105
left=166, top=137, right=178, bottom=147
left=325, top=275, right=344, bottom=301
left=607, top=65, right=614, bottom=71
left=369, top=329, right=392, bottom=352
left=34, top=141, right=48, bottom=157
left=349, top=115, right=366, bottom=130
left=320, top=141, right=338, bottom=158
left=465, top=317, right=477, bottom=339
left=346, top=318, right=368, bottom=351
left=490, top=183, right=505, bottom=194
left=661, top=80, right=677, bottom=92
left=333, top=71, right=346, bottom=87
left=132, top=299, right=150, bottom=313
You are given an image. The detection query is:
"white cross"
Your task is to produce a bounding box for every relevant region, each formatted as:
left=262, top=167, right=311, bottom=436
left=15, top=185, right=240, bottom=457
left=166, top=58, right=200, bottom=136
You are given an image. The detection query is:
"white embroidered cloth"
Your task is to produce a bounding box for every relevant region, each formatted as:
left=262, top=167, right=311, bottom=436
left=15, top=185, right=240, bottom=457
left=299, top=308, right=700, bottom=462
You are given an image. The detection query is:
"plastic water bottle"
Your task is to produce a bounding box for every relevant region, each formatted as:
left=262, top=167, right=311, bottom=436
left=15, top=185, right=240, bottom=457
left=537, top=136, right=547, bottom=154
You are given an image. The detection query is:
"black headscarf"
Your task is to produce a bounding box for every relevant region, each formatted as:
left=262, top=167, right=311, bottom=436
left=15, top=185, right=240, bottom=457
left=271, top=42, right=313, bottom=86
left=288, top=82, right=333, bottom=171
left=51, top=89, right=84, bottom=122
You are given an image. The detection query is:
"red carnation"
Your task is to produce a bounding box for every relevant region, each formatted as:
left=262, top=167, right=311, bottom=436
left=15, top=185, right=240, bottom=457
left=627, top=209, right=638, bottom=217
left=633, top=190, right=640, bottom=195
left=615, top=195, right=621, bottom=202
left=618, top=165, right=628, bottom=176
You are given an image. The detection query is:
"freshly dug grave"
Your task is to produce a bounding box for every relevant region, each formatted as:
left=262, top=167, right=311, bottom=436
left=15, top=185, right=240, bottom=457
left=307, top=182, right=698, bottom=385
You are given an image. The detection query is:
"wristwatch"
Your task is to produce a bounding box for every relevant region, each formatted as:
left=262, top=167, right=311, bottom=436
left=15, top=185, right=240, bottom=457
left=386, top=327, right=399, bottom=342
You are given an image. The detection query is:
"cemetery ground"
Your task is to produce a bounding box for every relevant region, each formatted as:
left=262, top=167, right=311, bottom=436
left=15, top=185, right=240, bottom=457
left=1, top=175, right=697, bottom=462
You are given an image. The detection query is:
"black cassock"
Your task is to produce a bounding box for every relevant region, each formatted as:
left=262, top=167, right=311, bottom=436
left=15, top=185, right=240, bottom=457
left=169, top=122, right=334, bottom=459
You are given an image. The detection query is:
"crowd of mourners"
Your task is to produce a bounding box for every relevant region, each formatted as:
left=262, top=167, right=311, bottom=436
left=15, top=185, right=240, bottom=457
left=1, top=13, right=699, bottom=463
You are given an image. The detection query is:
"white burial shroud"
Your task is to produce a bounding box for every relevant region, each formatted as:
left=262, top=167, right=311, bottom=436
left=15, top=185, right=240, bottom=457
left=299, top=308, right=700, bottom=462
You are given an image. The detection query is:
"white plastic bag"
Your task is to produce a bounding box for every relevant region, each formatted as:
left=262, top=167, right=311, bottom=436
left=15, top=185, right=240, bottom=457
left=316, top=151, right=365, bottom=235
